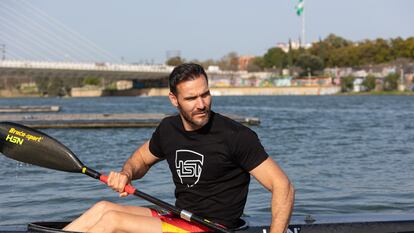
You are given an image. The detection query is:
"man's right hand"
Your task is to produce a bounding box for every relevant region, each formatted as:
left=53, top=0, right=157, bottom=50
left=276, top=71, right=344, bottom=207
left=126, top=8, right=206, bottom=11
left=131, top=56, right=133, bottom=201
left=107, top=171, right=132, bottom=197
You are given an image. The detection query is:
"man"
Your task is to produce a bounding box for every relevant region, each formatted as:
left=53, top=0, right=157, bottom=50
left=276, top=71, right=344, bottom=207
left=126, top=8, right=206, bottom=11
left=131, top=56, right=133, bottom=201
left=64, top=63, right=294, bottom=233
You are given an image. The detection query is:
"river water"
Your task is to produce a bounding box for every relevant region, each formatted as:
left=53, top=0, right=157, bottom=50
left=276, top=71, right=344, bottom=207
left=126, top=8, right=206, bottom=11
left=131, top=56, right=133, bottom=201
left=1, top=95, right=414, bottom=226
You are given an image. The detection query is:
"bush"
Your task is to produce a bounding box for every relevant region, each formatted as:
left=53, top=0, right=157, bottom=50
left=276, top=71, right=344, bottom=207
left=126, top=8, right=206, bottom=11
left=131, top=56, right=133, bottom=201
left=83, top=77, right=101, bottom=86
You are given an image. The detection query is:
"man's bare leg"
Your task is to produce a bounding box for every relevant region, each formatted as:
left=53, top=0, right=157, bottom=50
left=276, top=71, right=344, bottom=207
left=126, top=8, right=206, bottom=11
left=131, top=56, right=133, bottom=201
left=87, top=210, right=162, bottom=233
left=63, top=201, right=155, bottom=232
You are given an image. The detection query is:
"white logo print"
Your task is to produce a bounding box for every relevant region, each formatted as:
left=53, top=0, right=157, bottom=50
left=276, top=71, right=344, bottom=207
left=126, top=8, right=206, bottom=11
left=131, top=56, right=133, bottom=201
left=175, top=149, right=204, bottom=187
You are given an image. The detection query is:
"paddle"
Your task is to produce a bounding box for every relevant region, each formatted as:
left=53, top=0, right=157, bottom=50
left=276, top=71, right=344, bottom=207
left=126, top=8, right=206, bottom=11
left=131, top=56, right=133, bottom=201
left=0, top=121, right=232, bottom=233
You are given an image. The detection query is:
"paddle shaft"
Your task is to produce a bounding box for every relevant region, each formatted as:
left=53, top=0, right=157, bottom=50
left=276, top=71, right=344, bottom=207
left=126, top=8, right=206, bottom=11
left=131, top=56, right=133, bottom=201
left=83, top=167, right=232, bottom=233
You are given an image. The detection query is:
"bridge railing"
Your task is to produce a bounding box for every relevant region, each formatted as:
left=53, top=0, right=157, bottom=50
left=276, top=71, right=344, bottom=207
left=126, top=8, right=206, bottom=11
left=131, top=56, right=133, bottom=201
left=0, top=59, right=252, bottom=77
left=0, top=59, right=174, bottom=73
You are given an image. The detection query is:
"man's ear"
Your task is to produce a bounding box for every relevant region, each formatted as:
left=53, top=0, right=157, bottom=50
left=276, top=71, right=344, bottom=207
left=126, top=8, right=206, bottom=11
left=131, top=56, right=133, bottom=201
left=168, top=92, right=178, bottom=107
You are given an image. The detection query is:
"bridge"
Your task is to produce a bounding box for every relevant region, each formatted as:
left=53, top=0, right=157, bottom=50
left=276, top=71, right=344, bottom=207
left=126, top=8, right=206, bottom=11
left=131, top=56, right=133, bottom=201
left=0, top=1, right=243, bottom=93
left=0, top=59, right=242, bottom=80
left=0, top=59, right=173, bottom=80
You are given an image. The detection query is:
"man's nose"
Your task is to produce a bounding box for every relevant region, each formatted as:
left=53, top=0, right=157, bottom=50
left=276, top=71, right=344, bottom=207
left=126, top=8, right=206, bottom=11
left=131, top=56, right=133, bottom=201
left=195, top=97, right=205, bottom=109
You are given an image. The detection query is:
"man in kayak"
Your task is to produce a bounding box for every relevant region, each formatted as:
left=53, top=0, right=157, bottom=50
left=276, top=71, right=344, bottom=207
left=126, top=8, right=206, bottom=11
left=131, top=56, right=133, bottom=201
left=64, top=63, right=294, bottom=233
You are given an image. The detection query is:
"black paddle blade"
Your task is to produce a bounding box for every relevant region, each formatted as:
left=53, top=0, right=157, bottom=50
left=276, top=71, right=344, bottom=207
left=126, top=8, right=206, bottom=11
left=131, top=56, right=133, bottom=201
left=0, top=122, right=83, bottom=172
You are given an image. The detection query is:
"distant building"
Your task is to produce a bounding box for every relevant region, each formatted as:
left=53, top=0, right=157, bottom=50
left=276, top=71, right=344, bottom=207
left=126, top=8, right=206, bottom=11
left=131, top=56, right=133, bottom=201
left=116, top=80, right=133, bottom=90
left=276, top=40, right=311, bottom=53
left=291, top=77, right=333, bottom=87
left=207, top=66, right=220, bottom=72
left=238, top=56, right=255, bottom=71
left=353, top=78, right=365, bottom=92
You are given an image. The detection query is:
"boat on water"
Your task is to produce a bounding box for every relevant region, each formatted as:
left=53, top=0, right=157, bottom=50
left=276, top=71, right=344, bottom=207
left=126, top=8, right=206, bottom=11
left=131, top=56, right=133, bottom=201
left=2, top=214, right=414, bottom=233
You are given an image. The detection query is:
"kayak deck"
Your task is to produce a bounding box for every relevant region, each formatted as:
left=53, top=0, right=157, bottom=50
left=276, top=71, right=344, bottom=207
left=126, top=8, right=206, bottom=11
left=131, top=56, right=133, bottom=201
left=3, top=214, right=414, bottom=233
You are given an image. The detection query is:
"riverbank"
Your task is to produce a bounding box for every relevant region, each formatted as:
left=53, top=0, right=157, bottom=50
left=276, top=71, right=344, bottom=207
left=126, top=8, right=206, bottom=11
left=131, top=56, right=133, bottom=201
left=3, top=87, right=414, bottom=97
left=78, top=86, right=342, bottom=97
left=336, top=90, right=414, bottom=96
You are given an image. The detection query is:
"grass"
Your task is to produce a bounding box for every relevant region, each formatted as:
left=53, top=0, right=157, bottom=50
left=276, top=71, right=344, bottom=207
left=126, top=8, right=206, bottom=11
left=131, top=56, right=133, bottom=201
left=338, top=90, right=414, bottom=96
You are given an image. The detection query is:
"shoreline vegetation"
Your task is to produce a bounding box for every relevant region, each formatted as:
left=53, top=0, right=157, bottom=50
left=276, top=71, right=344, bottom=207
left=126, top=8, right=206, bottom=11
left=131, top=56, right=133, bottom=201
left=1, top=34, right=413, bottom=98
left=1, top=87, right=414, bottom=98
left=336, top=90, right=414, bottom=96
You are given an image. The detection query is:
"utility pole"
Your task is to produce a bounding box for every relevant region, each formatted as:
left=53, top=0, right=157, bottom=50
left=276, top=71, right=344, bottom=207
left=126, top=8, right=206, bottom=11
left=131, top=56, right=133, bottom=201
left=399, top=65, right=405, bottom=91
left=295, top=0, right=305, bottom=47
left=302, top=0, right=306, bottom=47
left=0, top=44, right=5, bottom=60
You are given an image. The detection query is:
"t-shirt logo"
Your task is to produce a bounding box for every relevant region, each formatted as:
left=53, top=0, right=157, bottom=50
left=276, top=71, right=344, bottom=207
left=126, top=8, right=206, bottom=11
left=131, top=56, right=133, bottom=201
left=175, top=149, right=204, bottom=187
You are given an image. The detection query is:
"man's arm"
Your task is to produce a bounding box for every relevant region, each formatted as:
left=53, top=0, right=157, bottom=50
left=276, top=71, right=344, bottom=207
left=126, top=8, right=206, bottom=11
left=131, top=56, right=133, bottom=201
left=107, top=140, right=160, bottom=196
left=250, top=157, right=295, bottom=233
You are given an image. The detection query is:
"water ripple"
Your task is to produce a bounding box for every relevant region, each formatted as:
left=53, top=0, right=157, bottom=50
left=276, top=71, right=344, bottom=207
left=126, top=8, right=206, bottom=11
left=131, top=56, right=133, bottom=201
left=2, top=96, right=414, bottom=226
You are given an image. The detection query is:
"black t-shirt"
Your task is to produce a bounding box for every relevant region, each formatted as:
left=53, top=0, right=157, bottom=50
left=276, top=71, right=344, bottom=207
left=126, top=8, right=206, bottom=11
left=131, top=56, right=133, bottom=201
left=149, top=111, right=269, bottom=228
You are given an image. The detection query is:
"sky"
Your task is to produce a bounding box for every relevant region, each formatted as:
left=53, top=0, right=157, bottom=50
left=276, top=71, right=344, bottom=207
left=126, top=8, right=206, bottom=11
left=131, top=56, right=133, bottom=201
left=0, top=0, right=413, bottom=64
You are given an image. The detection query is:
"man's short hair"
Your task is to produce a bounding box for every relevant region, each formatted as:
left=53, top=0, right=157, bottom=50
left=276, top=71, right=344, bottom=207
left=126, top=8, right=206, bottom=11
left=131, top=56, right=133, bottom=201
left=169, top=63, right=208, bottom=95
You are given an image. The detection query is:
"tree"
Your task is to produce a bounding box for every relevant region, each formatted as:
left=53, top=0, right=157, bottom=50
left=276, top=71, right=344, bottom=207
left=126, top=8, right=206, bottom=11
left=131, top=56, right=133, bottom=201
left=263, top=47, right=287, bottom=69
left=341, top=75, right=355, bottom=92
left=166, top=56, right=185, bottom=66
left=287, top=39, right=294, bottom=68
left=384, top=73, right=399, bottom=91
left=323, top=34, right=352, bottom=49
left=48, top=78, right=65, bottom=96
left=83, top=76, right=101, bottom=86
left=246, top=57, right=263, bottom=72
left=391, top=37, right=414, bottom=59
left=36, top=77, right=50, bottom=95
left=218, top=52, right=239, bottom=71
left=312, top=34, right=355, bottom=67
left=198, top=59, right=217, bottom=69
left=295, top=53, right=324, bottom=76
left=362, top=75, right=376, bottom=91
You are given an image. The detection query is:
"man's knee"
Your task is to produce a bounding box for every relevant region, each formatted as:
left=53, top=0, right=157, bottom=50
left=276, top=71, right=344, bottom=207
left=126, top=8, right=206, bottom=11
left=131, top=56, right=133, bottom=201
left=99, top=210, right=121, bottom=230
left=93, top=201, right=117, bottom=213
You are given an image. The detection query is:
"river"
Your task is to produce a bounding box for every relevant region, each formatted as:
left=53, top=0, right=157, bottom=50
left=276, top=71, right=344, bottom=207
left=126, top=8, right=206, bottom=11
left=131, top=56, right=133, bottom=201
left=0, top=95, right=414, bottom=226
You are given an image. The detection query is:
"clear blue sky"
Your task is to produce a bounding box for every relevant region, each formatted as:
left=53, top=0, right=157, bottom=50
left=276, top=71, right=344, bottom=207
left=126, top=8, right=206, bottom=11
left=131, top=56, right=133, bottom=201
left=1, top=0, right=413, bottom=64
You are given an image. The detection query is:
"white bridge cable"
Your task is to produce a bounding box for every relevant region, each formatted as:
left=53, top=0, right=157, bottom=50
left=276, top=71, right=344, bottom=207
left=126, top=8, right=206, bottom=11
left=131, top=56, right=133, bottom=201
left=0, top=13, right=66, bottom=62
left=0, top=27, right=52, bottom=61
left=19, top=0, right=123, bottom=63
left=0, top=2, right=66, bottom=61
left=0, top=42, right=25, bottom=60
left=0, top=4, right=70, bottom=61
left=1, top=4, right=95, bottom=61
left=0, top=4, right=99, bottom=62
left=1, top=4, right=95, bottom=62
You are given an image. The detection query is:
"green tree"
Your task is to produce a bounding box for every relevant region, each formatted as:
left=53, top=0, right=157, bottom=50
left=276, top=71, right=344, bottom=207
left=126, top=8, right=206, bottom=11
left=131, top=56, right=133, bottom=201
left=295, top=53, right=324, bottom=76
left=341, top=75, right=355, bottom=92
left=263, top=47, right=287, bottom=69
left=391, top=37, right=414, bottom=59
left=323, top=34, right=352, bottom=49
left=362, top=75, right=376, bottom=91
left=384, top=73, right=399, bottom=91
left=48, top=78, right=64, bottom=96
left=166, top=56, right=185, bottom=66
left=36, top=77, right=50, bottom=95
left=83, top=76, right=101, bottom=86
left=287, top=39, right=294, bottom=68
left=246, top=57, right=263, bottom=72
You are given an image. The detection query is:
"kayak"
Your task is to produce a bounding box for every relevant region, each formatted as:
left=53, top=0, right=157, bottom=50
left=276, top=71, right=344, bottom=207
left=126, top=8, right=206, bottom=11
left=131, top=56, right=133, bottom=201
left=2, top=214, right=414, bottom=233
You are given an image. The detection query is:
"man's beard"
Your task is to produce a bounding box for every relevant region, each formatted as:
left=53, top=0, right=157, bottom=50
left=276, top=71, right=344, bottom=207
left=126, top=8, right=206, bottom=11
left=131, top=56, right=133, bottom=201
left=178, top=105, right=211, bottom=129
